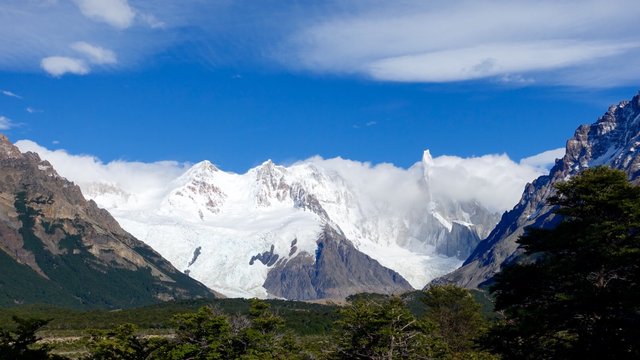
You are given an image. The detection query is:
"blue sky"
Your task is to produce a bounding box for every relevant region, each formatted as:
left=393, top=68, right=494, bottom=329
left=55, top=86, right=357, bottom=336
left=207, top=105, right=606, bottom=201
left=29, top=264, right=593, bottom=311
left=1, top=0, right=639, bottom=172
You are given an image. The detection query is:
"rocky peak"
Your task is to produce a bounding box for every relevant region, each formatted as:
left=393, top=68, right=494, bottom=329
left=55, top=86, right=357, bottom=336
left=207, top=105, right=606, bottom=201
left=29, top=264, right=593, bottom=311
left=0, top=134, right=24, bottom=159
left=163, top=161, right=227, bottom=219
left=561, top=93, right=640, bottom=179
left=421, top=149, right=434, bottom=202
left=188, top=160, right=219, bottom=175
left=433, top=92, right=640, bottom=289
left=254, top=159, right=291, bottom=206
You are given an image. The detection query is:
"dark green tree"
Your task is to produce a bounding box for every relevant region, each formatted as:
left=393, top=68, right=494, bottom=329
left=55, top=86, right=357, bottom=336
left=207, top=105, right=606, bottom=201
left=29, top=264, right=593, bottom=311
left=156, top=306, right=232, bottom=360
left=487, top=167, right=640, bottom=359
left=232, top=298, right=297, bottom=359
left=422, top=285, right=494, bottom=359
left=0, top=316, right=66, bottom=360
left=153, top=301, right=299, bottom=360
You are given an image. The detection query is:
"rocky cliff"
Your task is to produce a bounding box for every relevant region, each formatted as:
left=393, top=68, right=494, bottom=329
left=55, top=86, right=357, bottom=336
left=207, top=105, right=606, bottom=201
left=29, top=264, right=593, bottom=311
left=264, top=226, right=412, bottom=300
left=433, top=92, right=640, bottom=289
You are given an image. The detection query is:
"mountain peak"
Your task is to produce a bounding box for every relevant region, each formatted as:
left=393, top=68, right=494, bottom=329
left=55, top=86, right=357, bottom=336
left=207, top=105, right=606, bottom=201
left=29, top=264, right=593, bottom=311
left=0, top=134, right=23, bottom=159
left=434, top=91, right=640, bottom=289
left=191, top=160, right=219, bottom=173
left=422, top=149, right=434, bottom=165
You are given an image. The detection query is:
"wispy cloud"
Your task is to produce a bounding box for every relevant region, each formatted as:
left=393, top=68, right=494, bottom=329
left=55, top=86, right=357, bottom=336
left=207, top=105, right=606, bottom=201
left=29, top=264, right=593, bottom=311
left=26, top=107, right=43, bottom=114
left=1, top=1, right=638, bottom=86
left=0, top=115, right=16, bottom=130
left=71, top=41, right=117, bottom=65
left=41, top=56, right=90, bottom=77
left=2, top=90, right=22, bottom=99
left=282, top=0, right=640, bottom=86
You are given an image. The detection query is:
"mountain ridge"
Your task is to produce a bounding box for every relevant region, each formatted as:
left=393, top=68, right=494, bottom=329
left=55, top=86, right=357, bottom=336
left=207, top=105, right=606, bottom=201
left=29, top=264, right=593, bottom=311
left=0, top=134, right=218, bottom=308
left=433, top=91, right=640, bottom=289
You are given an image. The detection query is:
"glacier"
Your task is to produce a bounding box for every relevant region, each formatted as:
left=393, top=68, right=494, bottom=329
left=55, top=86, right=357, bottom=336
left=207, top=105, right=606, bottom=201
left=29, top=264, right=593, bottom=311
left=73, top=153, right=496, bottom=298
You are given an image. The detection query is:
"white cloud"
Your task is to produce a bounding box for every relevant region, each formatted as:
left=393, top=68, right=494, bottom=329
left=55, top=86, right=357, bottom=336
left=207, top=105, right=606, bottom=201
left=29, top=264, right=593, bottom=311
left=520, top=148, right=565, bottom=169
left=423, top=153, right=545, bottom=212
left=14, top=140, right=187, bottom=208
left=72, top=0, right=135, bottom=29
left=2, top=90, right=22, bottom=99
left=284, top=0, right=640, bottom=86
left=303, top=156, right=431, bottom=216
left=301, top=149, right=554, bottom=213
left=1, top=1, right=636, bottom=87
left=367, top=41, right=635, bottom=82
left=71, top=41, right=117, bottom=64
left=41, top=56, right=89, bottom=77
left=0, top=116, right=15, bottom=130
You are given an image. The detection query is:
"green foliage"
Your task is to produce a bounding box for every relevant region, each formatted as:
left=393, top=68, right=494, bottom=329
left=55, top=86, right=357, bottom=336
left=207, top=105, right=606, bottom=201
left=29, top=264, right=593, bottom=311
left=422, top=285, right=492, bottom=357
left=158, top=306, right=232, bottom=359
left=149, top=300, right=304, bottom=359
left=0, top=316, right=65, bottom=360
left=0, top=298, right=337, bottom=337
left=488, top=167, right=640, bottom=359
left=332, top=296, right=448, bottom=359
left=84, top=323, right=164, bottom=360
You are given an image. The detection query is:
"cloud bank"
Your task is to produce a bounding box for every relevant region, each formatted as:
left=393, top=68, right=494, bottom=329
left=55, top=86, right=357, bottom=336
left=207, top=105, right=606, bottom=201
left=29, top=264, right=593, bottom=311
left=424, top=153, right=546, bottom=211
left=1, top=1, right=638, bottom=86
left=15, top=140, right=188, bottom=209
left=15, top=139, right=558, bottom=214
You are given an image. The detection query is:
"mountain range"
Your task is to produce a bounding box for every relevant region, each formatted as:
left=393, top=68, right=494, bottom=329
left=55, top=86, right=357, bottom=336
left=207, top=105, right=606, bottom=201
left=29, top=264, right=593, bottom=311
left=3, top=92, right=638, bottom=303
left=77, top=152, right=499, bottom=299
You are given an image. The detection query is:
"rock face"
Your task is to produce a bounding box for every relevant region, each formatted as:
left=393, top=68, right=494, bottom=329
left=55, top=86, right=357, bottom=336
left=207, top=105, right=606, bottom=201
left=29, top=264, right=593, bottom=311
left=434, top=92, right=640, bottom=289
left=0, top=135, right=215, bottom=308
left=264, top=226, right=412, bottom=300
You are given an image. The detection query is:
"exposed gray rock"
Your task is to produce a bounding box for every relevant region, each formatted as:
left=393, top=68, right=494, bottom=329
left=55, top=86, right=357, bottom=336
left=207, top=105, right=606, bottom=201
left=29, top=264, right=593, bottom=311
left=264, top=226, right=413, bottom=300
left=432, top=92, right=640, bottom=289
left=249, top=244, right=279, bottom=267
left=435, top=221, right=481, bottom=259
left=187, top=246, right=202, bottom=267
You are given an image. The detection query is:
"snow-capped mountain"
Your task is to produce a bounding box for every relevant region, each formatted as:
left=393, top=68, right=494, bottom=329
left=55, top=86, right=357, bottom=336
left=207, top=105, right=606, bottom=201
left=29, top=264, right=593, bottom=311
left=434, top=92, right=640, bottom=289
left=75, top=151, right=498, bottom=299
